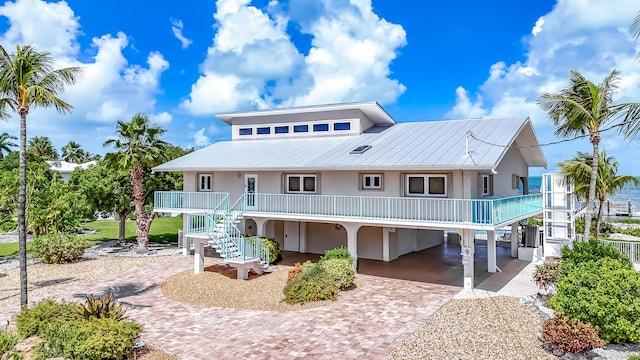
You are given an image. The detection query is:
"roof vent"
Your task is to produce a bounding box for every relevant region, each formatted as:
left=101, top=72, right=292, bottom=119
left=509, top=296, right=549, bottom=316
left=350, top=145, right=372, bottom=154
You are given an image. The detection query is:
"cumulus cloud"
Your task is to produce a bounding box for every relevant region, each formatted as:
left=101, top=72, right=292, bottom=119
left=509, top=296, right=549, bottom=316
left=171, top=18, right=193, bottom=49
left=445, top=0, right=640, bottom=173
left=0, top=0, right=169, bottom=153
left=150, top=111, right=173, bottom=124
left=181, top=0, right=407, bottom=116
left=192, top=128, right=210, bottom=147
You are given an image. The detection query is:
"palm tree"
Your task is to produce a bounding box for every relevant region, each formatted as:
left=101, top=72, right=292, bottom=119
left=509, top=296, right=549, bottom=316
left=537, top=70, right=640, bottom=240
left=61, top=141, right=83, bottom=163
left=103, top=113, right=168, bottom=252
left=632, top=12, right=640, bottom=59
left=558, top=150, right=640, bottom=236
left=28, top=136, right=58, bottom=160
left=0, top=132, right=17, bottom=159
left=0, top=44, right=81, bottom=308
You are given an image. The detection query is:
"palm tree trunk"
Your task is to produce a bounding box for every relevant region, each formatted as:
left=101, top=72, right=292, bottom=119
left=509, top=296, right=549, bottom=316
left=583, top=136, right=600, bottom=240
left=18, top=112, right=28, bottom=309
left=595, top=196, right=604, bottom=237
left=118, top=212, right=127, bottom=243
left=132, top=165, right=148, bottom=251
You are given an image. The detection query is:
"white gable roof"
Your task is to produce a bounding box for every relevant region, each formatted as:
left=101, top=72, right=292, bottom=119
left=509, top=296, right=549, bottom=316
left=155, top=117, right=547, bottom=172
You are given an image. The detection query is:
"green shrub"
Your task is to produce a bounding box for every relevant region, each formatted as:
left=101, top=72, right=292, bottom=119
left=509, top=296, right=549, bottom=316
left=320, top=247, right=352, bottom=262
left=628, top=355, right=640, bottom=360
left=0, top=330, right=21, bottom=353
left=16, top=299, right=80, bottom=337
left=541, top=314, right=604, bottom=354
left=31, top=233, right=90, bottom=264
left=283, top=263, right=338, bottom=304
left=533, top=261, right=560, bottom=291
left=549, top=258, right=640, bottom=343
left=78, top=292, right=128, bottom=321
left=259, top=237, right=280, bottom=264
left=319, top=258, right=354, bottom=289
left=560, top=238, right=632, bottom=269
left=17, top=298, right=141, bottom=359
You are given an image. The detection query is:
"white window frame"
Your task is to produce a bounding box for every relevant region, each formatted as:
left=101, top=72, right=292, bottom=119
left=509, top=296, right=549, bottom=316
left=405, top=174, right=447, bottom=197
left=481, top=174, right=494, bottom=197
left=361, top=173, right=383, bottom=190
left=286, top=174, right=317, bottom=194
left=198, top=174, right=212, bottom=192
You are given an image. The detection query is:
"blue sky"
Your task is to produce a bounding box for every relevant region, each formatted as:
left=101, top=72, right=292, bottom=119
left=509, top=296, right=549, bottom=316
left=0, top=0, right=639, bottom=176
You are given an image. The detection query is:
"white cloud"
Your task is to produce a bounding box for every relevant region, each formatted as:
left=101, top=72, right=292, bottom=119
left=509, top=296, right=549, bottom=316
left=181, top=0, right=407, bottom=116
left=0, top=0, right=170, bottom=155
left=192, top=128, right=210, bottom=147
left=150, top=111, right=173, bottom=124
left=171, top=19, right=193, bottom=49
left=446, top=0, right=640, bottom=174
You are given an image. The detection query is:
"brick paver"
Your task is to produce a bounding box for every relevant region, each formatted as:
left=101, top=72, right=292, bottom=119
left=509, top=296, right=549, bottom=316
left=0, top=256, right=459, bottom=360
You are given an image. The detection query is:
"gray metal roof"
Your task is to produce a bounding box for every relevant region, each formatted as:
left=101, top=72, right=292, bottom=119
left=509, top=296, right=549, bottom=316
left=155, top=117, right=547, bottom=172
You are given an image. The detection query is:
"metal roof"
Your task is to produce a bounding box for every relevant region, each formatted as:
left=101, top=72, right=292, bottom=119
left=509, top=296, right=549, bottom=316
left=155, top=117, right=547, bottom=172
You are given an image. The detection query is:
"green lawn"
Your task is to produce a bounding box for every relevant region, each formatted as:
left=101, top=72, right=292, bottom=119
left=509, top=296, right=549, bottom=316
left=82, top=216, right=183, bottom=244
left=0, top=216, right=183, bottom=258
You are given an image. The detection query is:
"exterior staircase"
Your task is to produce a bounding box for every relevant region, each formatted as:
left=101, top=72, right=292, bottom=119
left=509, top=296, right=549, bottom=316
left=205, top=209, right=271, bottom=276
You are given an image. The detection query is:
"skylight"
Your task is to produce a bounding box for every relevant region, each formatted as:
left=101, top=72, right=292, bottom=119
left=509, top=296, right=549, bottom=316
left=350, top=145, right=372, bottom=154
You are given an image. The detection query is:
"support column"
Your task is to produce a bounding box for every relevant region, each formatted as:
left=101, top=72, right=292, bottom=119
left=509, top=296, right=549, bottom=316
left=343, top=223, right=361, bottom=271
left=461, top=229, right=475, bottom=290
left=511, top=223, right=519, bottom=258
left=237, top=267, right=249, bottom=280
left=254, top=218, right=269, bottom=237
left=487, top=230, right=496, bottom=273
left=382, top=227, right=393, bottom=262
left=299, top=222, right=307, bottom=253
left=182, top=214, right=191, bottom=256
left=193, top=238, right=207, bottom=274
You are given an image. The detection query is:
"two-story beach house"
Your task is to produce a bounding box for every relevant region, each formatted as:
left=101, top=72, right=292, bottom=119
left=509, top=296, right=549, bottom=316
left=153, top=102, right=547, bottom=289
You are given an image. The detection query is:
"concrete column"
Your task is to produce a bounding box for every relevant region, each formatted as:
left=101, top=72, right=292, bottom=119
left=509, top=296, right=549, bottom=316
left=487, top=230, right=496, bottom=273
left=511, top=223, right=519, bottom=258
left=343, top=223, right=361, bottom=271
left=461, top=229, right=475, bottom=290
left=237, top=268, right=249, bottom=280
left=193, top=238, right=207, bottom=274
left=254, top=218, right=269, bottom=237
left=382, top=227, right=393, bottom=262
left=299, top=222, right=307, bottom=253
left=182, top=215, right=190, bottom=256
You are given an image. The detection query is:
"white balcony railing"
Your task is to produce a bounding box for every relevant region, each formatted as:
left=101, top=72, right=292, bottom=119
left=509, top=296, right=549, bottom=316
left=154, top=191, right=543, bottom=227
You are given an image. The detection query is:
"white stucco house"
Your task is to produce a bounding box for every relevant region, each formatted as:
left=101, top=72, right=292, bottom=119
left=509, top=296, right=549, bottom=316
left=46, top=160, right=97, bottom=182
left=153, top=101, right=547, bottom=288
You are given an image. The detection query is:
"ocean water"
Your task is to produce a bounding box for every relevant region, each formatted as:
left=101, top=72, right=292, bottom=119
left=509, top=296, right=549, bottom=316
left=527, top=175, right=640, bottom=215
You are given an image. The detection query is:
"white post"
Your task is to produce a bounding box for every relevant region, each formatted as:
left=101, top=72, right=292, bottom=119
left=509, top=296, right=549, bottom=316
left=461, top=229, right=475, bottom=290
left=382, top=227, right=392, bottom=262
left=193, top=239, right=206, bottom=274
left=299, top=222, right=307, bottom=253
left=343, top=223, right=361, bottom=271
left=511, top=223, right=519, bottom=258
left=237, top=267, right=249, bottom=280
left=487, top=230, right=496, bottom=273
left=254, top=218, right=268, bottom=237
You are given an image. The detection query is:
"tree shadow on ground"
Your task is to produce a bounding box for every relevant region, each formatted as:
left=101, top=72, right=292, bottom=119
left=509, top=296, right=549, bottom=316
left=0, top=277, right=76, bottom=301
left=73, top=282, right=158, bottom=309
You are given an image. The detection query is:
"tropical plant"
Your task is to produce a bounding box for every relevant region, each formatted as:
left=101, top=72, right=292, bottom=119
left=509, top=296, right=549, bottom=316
left=103, top=113, right=168, bottom=252
left=0, top=132, right=17, bottom=159
left=0, top=44, right=82, bottom=308
left=632, top=11, right=640, bottom=59
left=558, top=149, right=639, bottom=236
left=61, top=140, right=85, bottom=163
left=537, top=70, right=640, bottom=240
left=27, top=135, right=58, bottom=160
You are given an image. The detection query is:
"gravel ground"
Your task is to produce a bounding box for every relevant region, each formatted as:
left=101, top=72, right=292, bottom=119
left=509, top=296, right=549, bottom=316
left=161, top=263, right=364, bottom=312
left=0, top=256, right=177, bottom=308
left=386, top=296, right=554, bottom=360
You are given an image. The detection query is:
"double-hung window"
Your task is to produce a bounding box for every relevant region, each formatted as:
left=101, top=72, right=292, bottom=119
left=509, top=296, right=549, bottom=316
left=405, top=174, right=447, bottom=197
left=286, top=174, right=317, bottom=193
left=198, top=174, right=212, bottom=192
left=362, top=174, right=382, bottom=190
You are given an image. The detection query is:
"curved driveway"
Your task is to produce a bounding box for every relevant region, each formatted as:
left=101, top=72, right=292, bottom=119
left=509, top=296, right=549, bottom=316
left=0, top=257, right=459, bottom=360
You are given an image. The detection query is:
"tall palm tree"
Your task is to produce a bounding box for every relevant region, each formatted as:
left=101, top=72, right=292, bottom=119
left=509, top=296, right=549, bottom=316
left=0, top=44, right=81, bottom=308
left=632, top=12, right=640, bottom=59
left=537, top=70, right=640, bottom=240
left=558, top=150, right=640, bottom=236
left=103, top=113, right=167, bottom=252
left=28, top=135, right=58, bottom=160
left=61, top=140, right=83, bottom=163
left=0, top=132, right=17, bottom=159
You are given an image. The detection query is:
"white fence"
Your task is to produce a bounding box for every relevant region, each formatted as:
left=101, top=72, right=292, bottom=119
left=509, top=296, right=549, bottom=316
left=600, top=239, right=640, bottom=264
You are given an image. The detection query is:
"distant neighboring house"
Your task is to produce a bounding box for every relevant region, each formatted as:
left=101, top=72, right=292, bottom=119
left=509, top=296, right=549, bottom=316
left=153, top=101, right=547, bottom=288
left=46, top=160, right=97, bottom=182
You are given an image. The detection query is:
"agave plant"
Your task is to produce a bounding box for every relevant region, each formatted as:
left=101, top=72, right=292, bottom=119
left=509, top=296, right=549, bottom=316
left=78, top=292, right=128, bottom=321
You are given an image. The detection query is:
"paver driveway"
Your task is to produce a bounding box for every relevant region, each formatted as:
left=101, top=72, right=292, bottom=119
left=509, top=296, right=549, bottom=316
left=0, top=256, right=459, bottom=360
